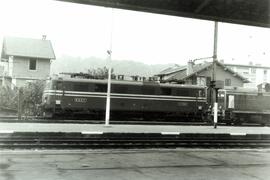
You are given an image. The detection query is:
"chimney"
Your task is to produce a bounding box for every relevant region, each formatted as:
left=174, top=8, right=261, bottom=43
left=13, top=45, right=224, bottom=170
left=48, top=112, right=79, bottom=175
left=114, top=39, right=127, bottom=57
left=186, top=60, right=194, bottom=76
left=42, top=35, right=47, bottom=40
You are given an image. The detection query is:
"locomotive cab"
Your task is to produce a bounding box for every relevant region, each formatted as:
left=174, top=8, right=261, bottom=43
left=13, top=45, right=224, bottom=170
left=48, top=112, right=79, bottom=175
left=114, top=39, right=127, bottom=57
left=217, top=89, right=235, bottom=124
left=41, top=78, right=64, bottom=118
left=217, top=87, right=270, bottom=125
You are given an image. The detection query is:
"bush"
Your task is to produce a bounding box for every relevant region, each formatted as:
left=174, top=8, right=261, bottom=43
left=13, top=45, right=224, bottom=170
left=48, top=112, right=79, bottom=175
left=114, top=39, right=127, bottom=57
left=0, top=80, right=45, bottom=117
left=0, top=86, right=18, bottom=111
left=20, top=80, right=45, bottom=116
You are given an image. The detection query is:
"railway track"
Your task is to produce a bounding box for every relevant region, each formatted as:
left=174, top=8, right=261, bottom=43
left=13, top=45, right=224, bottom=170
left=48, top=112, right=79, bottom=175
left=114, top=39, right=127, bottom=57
left=0, top=117, right=268, bottom=127
left=1, top=132, right=270, bottom=149
left=0, top=118, right=209, bottom=126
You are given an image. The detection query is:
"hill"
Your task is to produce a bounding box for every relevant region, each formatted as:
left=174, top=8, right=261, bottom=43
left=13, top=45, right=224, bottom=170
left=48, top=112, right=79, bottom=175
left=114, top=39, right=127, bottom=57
left=51, top=55, right=176, bottom=77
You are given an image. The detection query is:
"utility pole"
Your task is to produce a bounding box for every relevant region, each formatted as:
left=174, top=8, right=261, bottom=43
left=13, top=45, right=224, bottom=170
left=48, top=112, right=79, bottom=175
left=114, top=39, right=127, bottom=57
left=18, top=88, right=23, bottom=120
left=212, top=21, right=218, bottom=128
left=105, top=8, right=114, bottom=127
left=105, top=50, right=112, bottom=126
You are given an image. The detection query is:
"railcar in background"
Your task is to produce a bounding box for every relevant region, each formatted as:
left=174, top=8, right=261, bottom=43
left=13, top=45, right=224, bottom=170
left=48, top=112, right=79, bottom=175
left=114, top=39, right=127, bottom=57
left=218, top=88, right=270, bottom=125
left=41, top=77, right=208, bottom=121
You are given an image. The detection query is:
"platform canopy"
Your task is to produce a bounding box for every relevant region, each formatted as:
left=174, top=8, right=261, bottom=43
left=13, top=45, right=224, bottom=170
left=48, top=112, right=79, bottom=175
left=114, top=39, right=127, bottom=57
left=57, top=0, right=270, bottom=28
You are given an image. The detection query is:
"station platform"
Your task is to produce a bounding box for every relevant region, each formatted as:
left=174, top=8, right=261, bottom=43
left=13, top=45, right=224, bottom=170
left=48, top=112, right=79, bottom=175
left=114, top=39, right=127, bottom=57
left=0, top=122, right=269, bottom=135
left=0, top=123, right=270, bottom=148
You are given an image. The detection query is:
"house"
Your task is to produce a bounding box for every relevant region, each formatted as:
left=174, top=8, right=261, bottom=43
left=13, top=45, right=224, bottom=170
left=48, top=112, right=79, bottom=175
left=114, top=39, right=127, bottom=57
left=155, top=60, right=249, bottom=88
left=1, top=36, right=56, bottom=87
left=224, top=62, right=270, bottom=87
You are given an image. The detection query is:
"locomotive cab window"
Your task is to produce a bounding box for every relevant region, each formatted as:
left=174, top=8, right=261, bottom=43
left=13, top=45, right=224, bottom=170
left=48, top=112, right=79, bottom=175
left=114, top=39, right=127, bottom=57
left=45, top=80, right=52, bottom=90
left=198, top=90, right=205, bottom=97
left=56, top=81, right=63, bottom=90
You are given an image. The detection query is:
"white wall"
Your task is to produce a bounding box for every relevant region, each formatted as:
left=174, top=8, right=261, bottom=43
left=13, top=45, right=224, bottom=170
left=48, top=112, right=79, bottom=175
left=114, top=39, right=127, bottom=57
left=227, top=65, right=270, bottom=87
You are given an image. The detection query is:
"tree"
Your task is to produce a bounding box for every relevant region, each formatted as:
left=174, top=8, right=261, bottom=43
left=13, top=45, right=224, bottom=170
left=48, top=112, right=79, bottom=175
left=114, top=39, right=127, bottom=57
left=20, top=80, right=45, bottom=116
left=87, top=66, right=115, bottom=79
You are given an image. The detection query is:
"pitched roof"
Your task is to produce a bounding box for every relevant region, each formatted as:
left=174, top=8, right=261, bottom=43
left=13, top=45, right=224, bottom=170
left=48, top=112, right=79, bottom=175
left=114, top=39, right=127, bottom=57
left=2, top=37, right=56, bottom=59
left=158, top=61, right=250, bottom=83
left=168, top=62, right=211, bottom=80
left=156, top=64, right=186, bottom=75
left=225, top=63, right=270, bottom=69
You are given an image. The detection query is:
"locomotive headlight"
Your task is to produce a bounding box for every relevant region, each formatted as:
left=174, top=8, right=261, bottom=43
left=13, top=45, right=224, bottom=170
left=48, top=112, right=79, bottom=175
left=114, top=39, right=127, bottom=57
left=198, top=106, right=202, bottom=110
left=56, top=100, right=61, bottom=105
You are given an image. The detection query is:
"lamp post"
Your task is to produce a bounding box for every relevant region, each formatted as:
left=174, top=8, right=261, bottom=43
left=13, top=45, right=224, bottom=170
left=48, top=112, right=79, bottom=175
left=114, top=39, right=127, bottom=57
left=212, top=21, right=218, bottom=128
left=105, top=8, right=114, bottom=127
left=105, top=50, right=112, bottom=126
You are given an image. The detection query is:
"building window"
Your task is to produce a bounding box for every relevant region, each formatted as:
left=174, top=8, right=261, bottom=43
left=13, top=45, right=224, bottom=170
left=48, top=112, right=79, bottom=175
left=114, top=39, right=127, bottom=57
left=29, top=58, right=37, bottom=70
left=225, top=79, right=231, bottom=86
left=251, top=68, right=256, bottom=74
left=197, top=77, right=206, bottom=86
left=250, top=78, right=256, bottom=82
left=264, top=70, right=267, bottom=75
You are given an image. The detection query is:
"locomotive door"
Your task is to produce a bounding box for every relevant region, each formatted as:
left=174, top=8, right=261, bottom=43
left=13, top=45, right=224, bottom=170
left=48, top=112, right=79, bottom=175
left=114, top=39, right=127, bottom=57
left=54, top=80, right=64, bottom=113
left=217, top=90, right=226, bottom=109
left=227, top=95, right=235, bottom=109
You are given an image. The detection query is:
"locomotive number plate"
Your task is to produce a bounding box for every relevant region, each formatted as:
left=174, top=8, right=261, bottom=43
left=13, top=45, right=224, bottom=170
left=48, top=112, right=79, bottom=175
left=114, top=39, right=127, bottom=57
left=74, top=98, right=87, bottom=103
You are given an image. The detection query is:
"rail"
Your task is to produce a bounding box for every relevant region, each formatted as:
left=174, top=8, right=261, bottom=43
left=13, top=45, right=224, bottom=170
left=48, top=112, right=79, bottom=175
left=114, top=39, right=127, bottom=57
left=0, top=132, right=269, bottom=149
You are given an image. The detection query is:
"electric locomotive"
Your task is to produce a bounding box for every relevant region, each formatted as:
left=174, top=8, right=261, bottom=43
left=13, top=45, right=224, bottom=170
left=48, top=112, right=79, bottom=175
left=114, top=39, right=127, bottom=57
left=41, top=77, right=208, bottom=120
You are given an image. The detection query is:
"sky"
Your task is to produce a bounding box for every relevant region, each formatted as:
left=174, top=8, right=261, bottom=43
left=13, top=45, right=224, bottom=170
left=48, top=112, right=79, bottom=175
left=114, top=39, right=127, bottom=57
left=0, top=0, right=269, bottom=65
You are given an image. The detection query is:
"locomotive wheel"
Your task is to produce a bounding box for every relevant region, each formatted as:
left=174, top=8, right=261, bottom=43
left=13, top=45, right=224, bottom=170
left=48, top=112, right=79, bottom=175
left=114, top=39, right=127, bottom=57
left=225, top=122, right=232, bottom=126
left=234, top=119, right=242, bottom=126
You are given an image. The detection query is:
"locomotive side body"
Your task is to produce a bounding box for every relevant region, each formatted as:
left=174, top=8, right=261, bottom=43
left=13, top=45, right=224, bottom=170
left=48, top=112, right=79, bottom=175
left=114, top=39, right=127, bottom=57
left=218, top=88, right=270, bottom=125
left=41, top=78, right=208, bottom=120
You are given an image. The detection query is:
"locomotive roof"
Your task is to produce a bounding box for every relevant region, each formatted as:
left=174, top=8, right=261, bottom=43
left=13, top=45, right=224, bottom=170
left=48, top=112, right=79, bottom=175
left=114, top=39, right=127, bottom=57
left=51, top=77, right=206, bottom=89
left=220, top=87, right=270, bottom=95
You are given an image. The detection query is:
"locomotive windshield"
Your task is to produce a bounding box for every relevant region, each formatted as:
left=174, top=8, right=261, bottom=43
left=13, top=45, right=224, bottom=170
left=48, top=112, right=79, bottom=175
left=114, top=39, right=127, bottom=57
left=45, top=80, right=52, bottom=90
